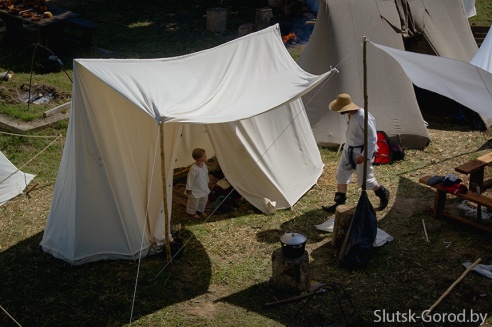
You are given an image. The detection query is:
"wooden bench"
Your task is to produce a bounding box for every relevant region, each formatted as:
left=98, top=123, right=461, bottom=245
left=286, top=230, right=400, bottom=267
left=419, top=175, right=492, bottom=234
left=65, top=17, right=98, bottom=45
left=455, top=152, right=492, bottom=193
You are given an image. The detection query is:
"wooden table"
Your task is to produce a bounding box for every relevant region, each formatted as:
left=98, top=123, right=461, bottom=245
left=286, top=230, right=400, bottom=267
left=455, top=152, right=492, bottom=193
left=0, top=5, right=77, bottom=50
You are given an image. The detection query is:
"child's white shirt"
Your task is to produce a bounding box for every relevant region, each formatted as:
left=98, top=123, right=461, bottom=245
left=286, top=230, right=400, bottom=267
left=185, top=163, right=210, bottom=198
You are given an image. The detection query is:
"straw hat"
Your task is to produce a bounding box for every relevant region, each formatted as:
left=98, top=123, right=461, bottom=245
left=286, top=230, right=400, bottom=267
left=328, top=93, right=360, bottom=113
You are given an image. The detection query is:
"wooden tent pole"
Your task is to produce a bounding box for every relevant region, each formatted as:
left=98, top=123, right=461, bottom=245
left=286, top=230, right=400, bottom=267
left=160, top=122, right=172, bottom=261
left=362, top=36, right=369, bottom=191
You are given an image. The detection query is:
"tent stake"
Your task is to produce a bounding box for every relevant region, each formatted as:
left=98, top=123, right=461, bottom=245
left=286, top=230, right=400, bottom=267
left=160, top=122, right=172, bottom=261
left=422, top=219, right=430, bottom=243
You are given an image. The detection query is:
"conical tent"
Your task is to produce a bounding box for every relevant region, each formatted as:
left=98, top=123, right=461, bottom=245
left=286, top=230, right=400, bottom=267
left=297, top=0, right=478, bottom=150
left=40, top=25, right=334, bottom=265
left=0, top=151, right=35, bottom=206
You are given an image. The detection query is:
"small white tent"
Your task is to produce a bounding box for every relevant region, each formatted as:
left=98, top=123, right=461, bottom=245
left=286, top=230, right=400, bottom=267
left=297, top=0, right=478, bottom=149
left=0, top=151, right=35, bottom=205
left=40, top=25, right=334, bottom=265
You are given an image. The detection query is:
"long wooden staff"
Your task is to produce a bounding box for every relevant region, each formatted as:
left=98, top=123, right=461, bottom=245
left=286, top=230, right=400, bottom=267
left=362, top=36, right=368, bottom=192
left=424, top=258, right=481, bottom=317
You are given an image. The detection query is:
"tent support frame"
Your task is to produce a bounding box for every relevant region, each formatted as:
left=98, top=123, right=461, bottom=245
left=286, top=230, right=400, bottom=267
left=160, top=122, right=172, bottom=261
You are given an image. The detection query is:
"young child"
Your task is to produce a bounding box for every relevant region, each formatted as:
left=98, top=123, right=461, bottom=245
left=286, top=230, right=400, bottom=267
left=185, top=148, right=210, bottom=219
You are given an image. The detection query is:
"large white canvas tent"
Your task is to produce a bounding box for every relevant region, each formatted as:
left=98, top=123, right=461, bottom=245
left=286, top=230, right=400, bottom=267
left=40, top=25, right=334, bottom=265
left=0, top=151, right=35, bottom=206
left=297, top=0, right=478, bottom=150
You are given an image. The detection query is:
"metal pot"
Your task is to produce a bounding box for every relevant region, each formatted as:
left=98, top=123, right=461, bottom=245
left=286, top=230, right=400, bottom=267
left=280, top=232, right=307, bottom=259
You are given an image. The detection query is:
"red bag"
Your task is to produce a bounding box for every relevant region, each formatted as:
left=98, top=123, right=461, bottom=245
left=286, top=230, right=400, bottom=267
left=374, top=131, right=392, bottom=165
left=374, top=131, right=405, bottom=165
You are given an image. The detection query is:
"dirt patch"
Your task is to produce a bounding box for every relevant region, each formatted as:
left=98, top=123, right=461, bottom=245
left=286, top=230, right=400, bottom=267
left=0, top=83, right=70, bottom=105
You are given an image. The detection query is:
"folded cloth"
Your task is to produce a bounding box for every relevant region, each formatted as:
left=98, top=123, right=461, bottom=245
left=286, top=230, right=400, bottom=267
left=443, top=173, right=462, bottom=187
left=442, top=183, right=468, bottom=195
left=427, top=175, right=444, bottom=186
left=315, top=218, right=394, bottom=247
left=315, top=216, right=335, bottom=232
left=373, top=228, right=394, bottom=247
left=463, top=262, right=492, bottom=279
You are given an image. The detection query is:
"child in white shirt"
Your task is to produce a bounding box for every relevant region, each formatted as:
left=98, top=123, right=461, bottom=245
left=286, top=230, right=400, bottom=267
left=185, top=148, right=210, bottom=219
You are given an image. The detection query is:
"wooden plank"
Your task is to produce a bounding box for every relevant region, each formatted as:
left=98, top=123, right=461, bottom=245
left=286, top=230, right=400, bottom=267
left=44, top=101, right=71, bottom=118
left=476, top=152, right=492, bottom=164
left=455, top=160, right=486, bottom=174
left=440, top=211, right=492, bottom=234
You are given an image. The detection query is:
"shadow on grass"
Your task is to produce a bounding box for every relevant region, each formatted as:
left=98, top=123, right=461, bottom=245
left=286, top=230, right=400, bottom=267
left=214, top=280, right=367, bottom=327
left=0, top=229, right=212, bottom=326
left=228, top=177, right=492, bottom=326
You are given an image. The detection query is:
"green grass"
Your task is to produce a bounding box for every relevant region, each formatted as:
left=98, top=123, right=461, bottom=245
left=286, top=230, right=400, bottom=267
left=471, top=0, right=492, bottom=25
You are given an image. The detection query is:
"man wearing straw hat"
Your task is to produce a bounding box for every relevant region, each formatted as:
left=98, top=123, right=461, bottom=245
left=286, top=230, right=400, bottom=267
left=322, top=93, right=390, bottom=212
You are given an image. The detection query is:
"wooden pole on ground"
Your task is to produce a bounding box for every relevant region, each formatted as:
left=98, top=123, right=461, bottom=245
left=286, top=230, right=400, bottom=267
left=424, top=258, right=481, bottom=317
left=422, top=219, right=429, bottom=243
left=24, top=182, right=39, bottom=197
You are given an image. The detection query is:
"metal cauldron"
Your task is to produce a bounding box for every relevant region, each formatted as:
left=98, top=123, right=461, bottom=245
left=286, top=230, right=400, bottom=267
left=280, top=232, right=307, bottom=259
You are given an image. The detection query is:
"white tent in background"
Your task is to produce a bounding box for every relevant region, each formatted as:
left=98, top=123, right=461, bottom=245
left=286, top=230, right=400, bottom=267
left=297, top=0, right=478, bottom=150
left=40, top=25, right=335, bottom=265
left=471, top=26, right=492, bottom=127
left=471, top=26, right=492, bottom=73
left=0, top=151, right=35, bottom=205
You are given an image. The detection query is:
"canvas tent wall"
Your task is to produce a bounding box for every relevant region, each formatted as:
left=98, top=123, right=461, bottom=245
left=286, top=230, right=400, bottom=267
left=40, top=25, right=334, bottom=265
left=0, top=151, right=35, bottom=206
left=297, top=0, right=478, bottom=150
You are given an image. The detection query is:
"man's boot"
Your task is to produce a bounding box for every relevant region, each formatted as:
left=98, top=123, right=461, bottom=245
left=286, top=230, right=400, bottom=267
left=375, top=185, right=390, bottom=210
left=322, top=192, right=346, bottom=213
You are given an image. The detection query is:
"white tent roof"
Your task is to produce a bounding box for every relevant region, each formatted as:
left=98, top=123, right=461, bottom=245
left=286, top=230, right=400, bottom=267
left=77, top=26, right=329, bottom=124
left=0, top=151, right=35, bottom=205
left=372, top=42, right=492, bottom=122
left=40, top=25, right=334, bottom=265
